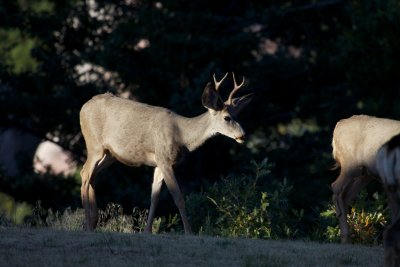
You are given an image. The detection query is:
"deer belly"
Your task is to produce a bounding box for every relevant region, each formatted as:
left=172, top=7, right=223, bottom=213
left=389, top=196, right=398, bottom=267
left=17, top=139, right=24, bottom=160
left=118, top=152, right=156, bottom=167
left=105, top=143, right=157, bottom=167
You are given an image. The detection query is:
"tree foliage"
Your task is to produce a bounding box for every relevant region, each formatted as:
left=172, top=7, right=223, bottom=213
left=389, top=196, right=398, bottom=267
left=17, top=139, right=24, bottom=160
left=0, top=0, right=399, bottom=241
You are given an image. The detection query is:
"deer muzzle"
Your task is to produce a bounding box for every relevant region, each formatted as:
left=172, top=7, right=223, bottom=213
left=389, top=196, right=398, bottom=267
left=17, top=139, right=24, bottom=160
left=235, top=135, right=245, bottom=144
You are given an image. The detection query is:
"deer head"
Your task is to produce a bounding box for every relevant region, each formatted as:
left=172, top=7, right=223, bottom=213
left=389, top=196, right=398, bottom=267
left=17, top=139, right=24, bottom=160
left=201, top=72, right=253, bottom=143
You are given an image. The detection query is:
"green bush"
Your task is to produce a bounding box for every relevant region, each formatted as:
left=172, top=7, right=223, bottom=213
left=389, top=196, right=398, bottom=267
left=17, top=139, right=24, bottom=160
left=186, top=158, right=303, bottom=239
left=319, top=190, right=388, bottom=244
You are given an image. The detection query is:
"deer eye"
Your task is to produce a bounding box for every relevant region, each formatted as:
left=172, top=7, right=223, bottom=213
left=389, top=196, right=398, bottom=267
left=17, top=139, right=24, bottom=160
left=224, top=116, right=231, bottom=122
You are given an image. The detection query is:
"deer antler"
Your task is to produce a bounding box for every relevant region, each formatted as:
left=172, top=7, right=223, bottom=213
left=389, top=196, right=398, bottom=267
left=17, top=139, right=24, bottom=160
left=213, top=73, right=228, bottom=92
left=227, top=72, right=245, bottom=105
left=213, top=72, right=228, bottom=104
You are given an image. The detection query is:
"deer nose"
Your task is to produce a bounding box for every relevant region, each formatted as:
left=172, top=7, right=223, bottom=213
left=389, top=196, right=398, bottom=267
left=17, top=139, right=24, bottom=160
left=235, top=135, right=245, bottom=144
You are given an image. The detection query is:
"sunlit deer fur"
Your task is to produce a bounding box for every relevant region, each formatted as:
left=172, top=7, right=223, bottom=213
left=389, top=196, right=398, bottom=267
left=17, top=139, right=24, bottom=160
left=331, top=115, right=400, bottom=243
left=376, top=134, right=400, bottom=267
left=79, top=73, right=252, bottom=233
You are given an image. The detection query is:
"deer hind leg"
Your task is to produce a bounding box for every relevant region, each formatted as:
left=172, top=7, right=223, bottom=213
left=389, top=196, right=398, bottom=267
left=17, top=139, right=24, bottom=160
left=81, top=149, right=114, bottom=231
left=144, top=167, right=163, bottom=233
left=159, top=165, right=192, bottom=234
left=331, top=168, right=359, bottom=243
left=343, top=175, right=374, bottom=205
left=343, top=175, right=374, bottom=240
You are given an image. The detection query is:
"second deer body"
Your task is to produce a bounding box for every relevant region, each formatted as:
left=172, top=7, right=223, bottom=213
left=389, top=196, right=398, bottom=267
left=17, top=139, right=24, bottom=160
left=80, top=73, right=252, bottom=233
left=331, top=115, right=400, bottom=243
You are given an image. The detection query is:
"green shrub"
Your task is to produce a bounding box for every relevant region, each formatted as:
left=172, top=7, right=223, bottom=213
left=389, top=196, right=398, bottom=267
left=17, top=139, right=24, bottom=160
left=319, top=190, right=388, bottom=244
left=267, top=179, right=304, bottom=238
left=186, top=158, right=303, bottom=239
left=209, top=190, right=272, bottom=238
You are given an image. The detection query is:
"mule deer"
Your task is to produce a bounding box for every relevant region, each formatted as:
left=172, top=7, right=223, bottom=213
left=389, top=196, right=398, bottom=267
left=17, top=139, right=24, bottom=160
left=331, top=115, right=400, bottom=243
left=376, top=134, right=400, bottom=267
left=80, top=73, right=252, bottom=233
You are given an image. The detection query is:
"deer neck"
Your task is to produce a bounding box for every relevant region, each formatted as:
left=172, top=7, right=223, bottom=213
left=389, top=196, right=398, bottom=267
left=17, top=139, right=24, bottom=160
left=176, top=112, right=215, bottom=152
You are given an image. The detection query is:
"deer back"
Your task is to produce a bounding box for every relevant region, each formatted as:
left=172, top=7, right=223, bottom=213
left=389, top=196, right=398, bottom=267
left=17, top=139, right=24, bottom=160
left=332, top=115, right=400, bottom=175
left=80, top=93, right=178, bottom=167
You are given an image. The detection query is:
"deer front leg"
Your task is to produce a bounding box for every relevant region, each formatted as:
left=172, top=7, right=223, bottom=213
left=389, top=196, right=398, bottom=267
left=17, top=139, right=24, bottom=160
left=159, top=165, right=192, bottom=234
left=145, top=167, right=163, bottom=233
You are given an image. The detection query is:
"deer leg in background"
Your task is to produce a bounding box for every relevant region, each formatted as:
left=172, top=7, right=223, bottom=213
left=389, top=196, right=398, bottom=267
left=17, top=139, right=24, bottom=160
left=159, top=165, right=192, bottom=234
left=87, top=152, right=115, bottom=230
left=145, top=167, right=163, bottom=233
left=331, top=168, right=359, bottom=243
left=81, top=149, right=104, bottom=231
left=333, top=174, right=374, bottom=243
left=342, top=175, right=374, bottom=240
left=91, top=151, right=115, bottom=180
left=343, top=175, right=374, bottom=208
left=87, top=177, right=98, bottom=230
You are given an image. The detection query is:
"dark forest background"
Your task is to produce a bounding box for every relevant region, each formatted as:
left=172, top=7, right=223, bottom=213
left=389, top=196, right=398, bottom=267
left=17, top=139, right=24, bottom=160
left=1, top=0, right=399, bottom=240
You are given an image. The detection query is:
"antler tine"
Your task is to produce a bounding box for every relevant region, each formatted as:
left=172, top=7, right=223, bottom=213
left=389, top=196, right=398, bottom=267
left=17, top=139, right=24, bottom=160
left=213, top=72, right=229, bottom=92
left=228, top=72, right=245, bottom=105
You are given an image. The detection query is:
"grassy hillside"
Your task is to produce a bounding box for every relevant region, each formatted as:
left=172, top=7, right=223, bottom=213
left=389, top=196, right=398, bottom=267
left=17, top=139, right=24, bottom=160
left=0, top=227, right=383, bottom=267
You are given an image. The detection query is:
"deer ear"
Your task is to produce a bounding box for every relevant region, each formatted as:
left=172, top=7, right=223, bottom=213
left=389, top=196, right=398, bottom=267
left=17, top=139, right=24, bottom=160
left=228, top=93, right=253, bottom=115
left=202, top=82, right=223, bottom=111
